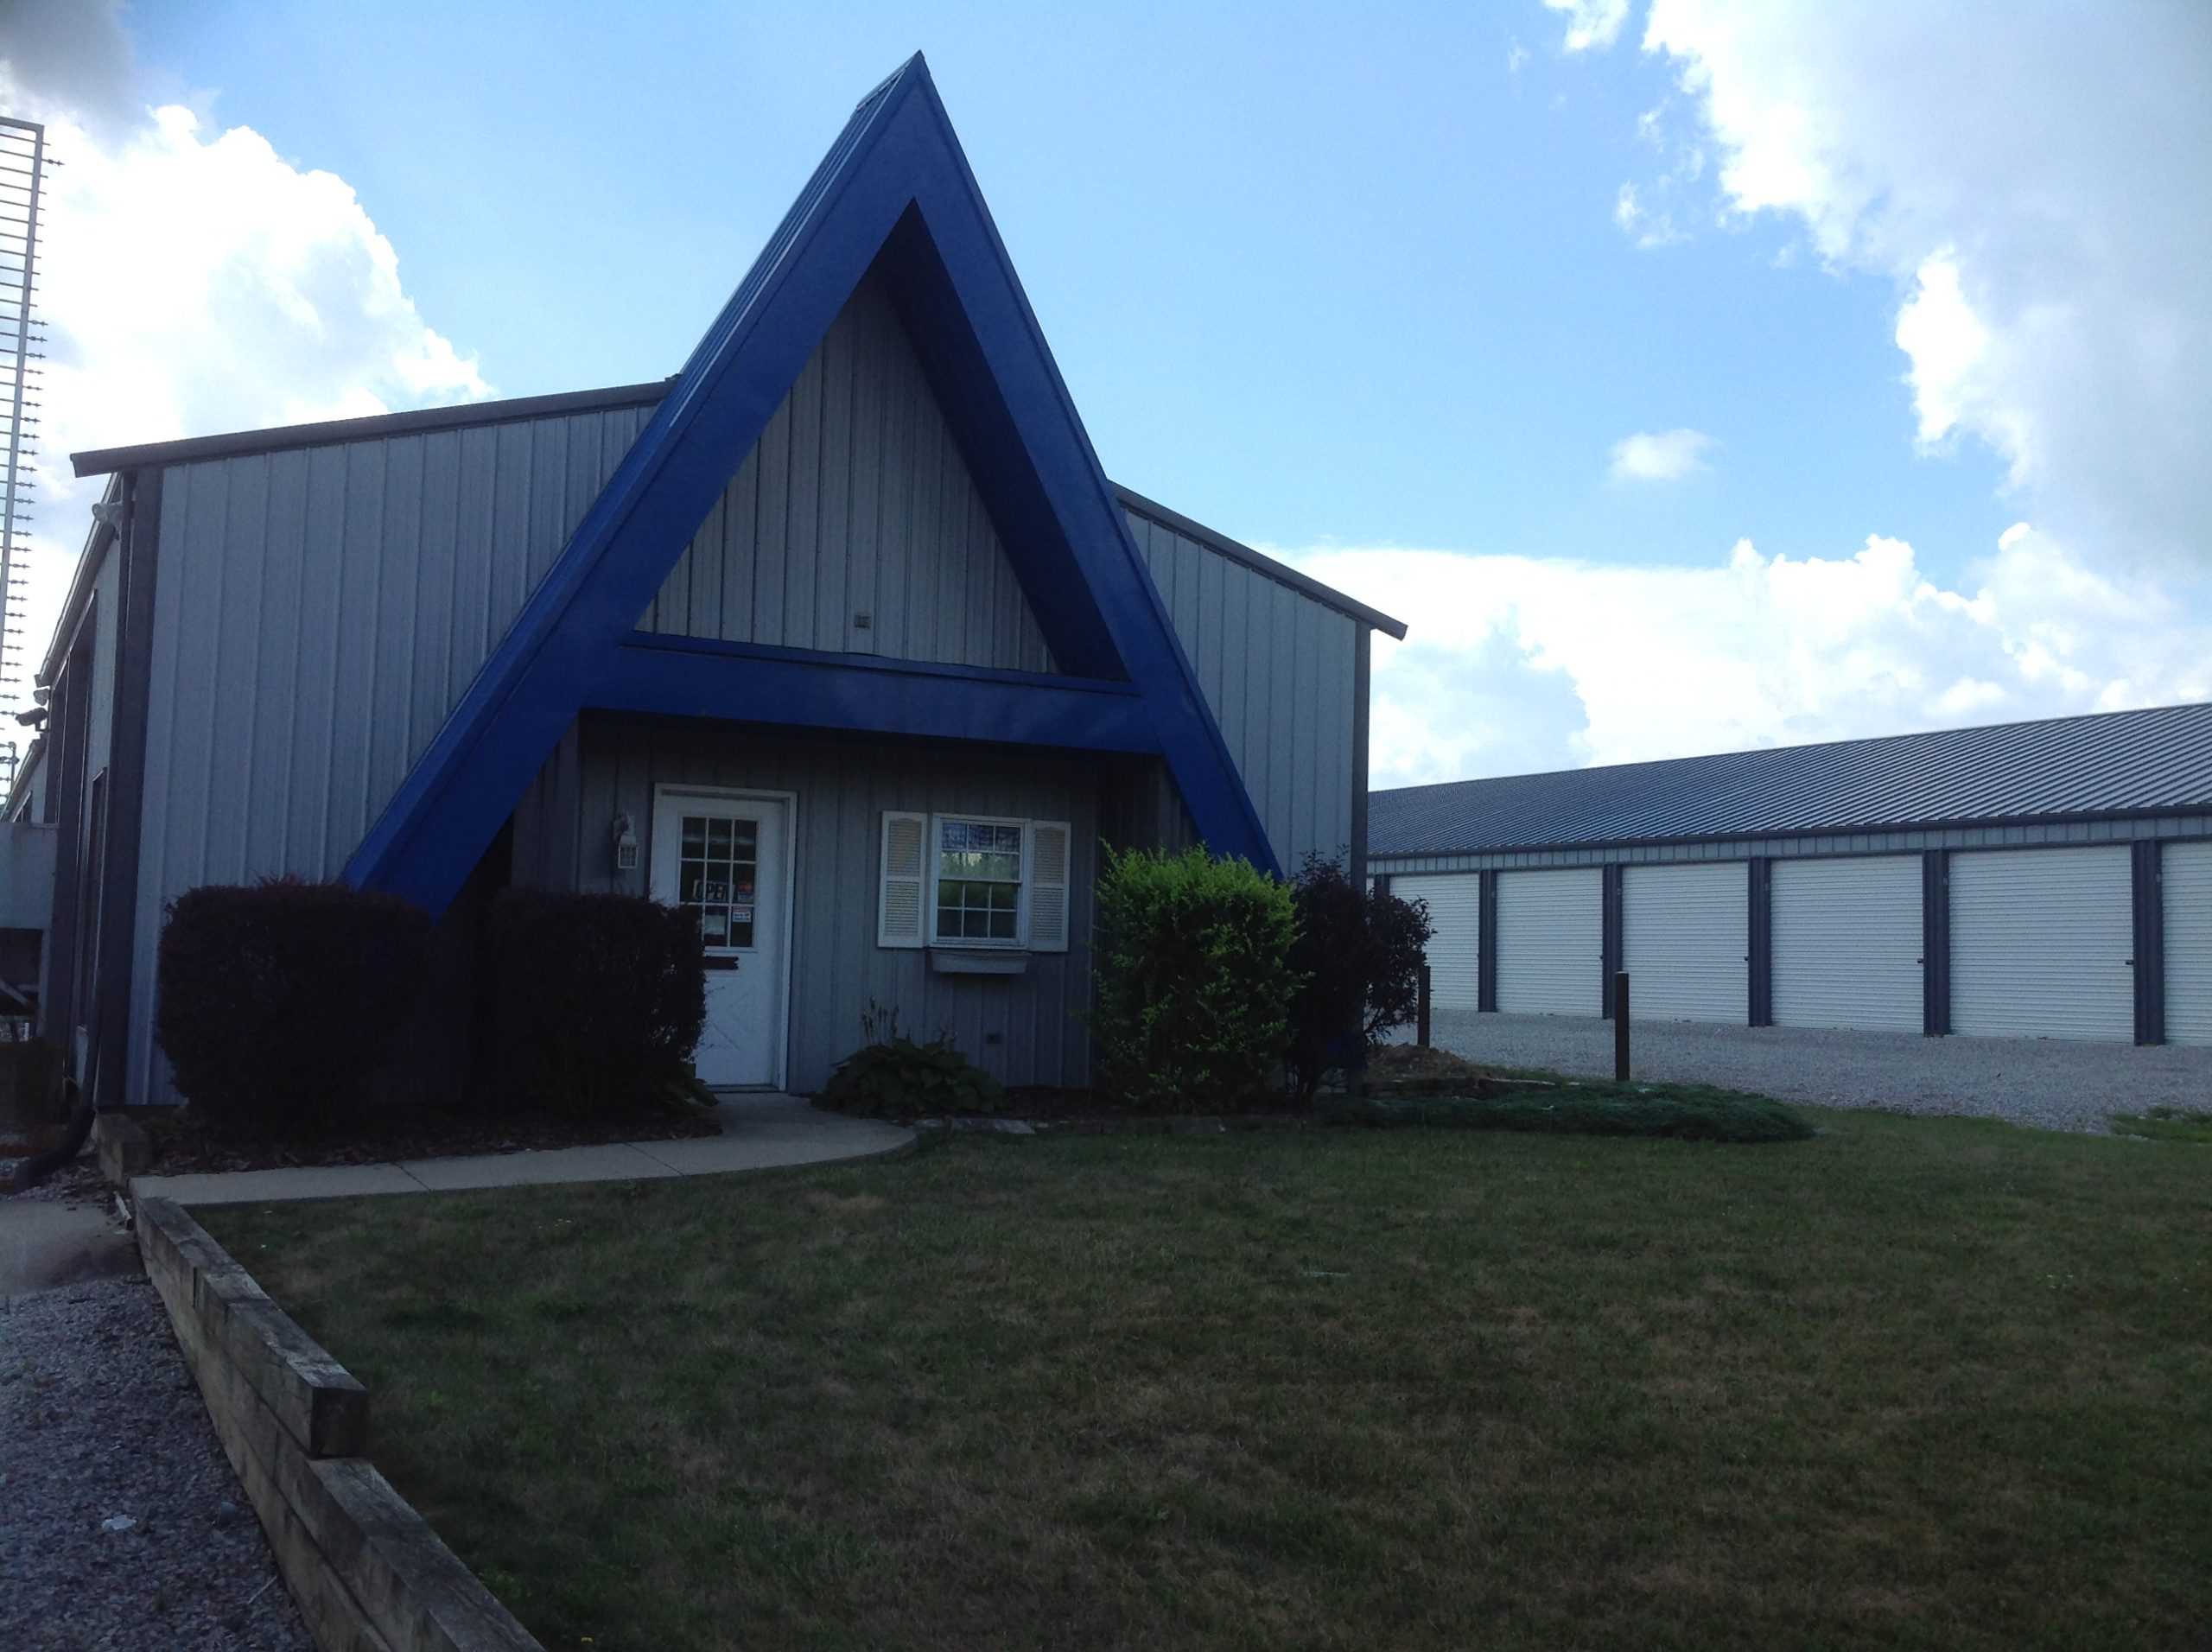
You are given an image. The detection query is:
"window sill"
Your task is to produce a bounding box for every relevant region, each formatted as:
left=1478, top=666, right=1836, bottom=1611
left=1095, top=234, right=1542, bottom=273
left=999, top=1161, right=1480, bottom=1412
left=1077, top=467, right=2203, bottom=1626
left=929, top=948, right=1030, bottom=976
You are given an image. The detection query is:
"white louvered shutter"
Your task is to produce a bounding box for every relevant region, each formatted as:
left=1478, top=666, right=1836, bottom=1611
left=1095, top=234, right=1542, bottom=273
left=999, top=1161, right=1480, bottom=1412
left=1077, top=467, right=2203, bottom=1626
left=879, top=811, right=928, bottom=949
left=1027, top=820, right=1071, bottom=952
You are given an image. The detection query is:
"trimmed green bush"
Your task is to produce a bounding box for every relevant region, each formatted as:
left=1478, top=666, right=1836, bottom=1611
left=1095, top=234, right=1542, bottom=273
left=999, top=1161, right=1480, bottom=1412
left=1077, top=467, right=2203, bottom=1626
left=484, top=890, right=707, bottom=1117
left=819, top=1005, right=1005, bottom=1118
left=1090, top=845, right=1300, bottom=1113
left=1286, top=853, right=1436, bottom=1102
left=156, top=877, right=432, bottom=1138
left=1319, top=1082, right=1815, bottom=1143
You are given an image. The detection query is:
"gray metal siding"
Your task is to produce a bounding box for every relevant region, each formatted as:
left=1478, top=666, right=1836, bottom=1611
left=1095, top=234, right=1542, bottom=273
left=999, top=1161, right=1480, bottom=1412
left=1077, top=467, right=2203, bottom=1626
left=1126, top=508, right=1358, bottom=874
left=643, top=270, right=1058, bottom=674
left=124, top=405, right=651, bottom=1102
left=517, top=716, right=1096, bottom=1093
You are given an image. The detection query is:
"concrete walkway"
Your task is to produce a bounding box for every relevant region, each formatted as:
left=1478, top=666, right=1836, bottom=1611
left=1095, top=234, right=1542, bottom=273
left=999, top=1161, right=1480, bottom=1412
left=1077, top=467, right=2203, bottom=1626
left=128, top=1094, right=913, bottom=1207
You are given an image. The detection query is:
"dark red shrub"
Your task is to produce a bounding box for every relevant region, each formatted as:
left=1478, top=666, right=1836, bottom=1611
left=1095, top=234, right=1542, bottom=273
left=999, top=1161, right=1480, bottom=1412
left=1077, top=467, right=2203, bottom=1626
left=156, top=877, right=431, bottom=1137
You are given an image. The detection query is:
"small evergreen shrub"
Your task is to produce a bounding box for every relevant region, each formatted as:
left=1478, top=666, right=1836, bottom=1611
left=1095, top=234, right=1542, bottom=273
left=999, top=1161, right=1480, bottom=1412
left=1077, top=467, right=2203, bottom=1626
left=818, top=1003, right=1006, bottom=1118
left=1286, top=853, right=1436, bottom=1102
left=484, top=890, right=707, bottom=1117
left=1090, top=845, right=1300, bottom=1113
left=156, top=877, right=432, bottom=1138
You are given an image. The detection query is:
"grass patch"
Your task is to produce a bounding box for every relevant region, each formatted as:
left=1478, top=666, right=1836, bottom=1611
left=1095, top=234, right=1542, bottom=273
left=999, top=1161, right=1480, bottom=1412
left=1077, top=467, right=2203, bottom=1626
left=1324, top=1080, right=1814, bottom=1141
left=2109, top=1104, right=2212, bottom=1144
left=206, top=1109, right=2212, bottom=1652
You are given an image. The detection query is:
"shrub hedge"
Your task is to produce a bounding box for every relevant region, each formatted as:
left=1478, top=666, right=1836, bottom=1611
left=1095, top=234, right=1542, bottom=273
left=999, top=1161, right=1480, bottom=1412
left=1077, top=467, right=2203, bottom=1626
left=483, top=889, right=707, bottom=1116
left=1286, top=853, right=1435, bottom=1102
left=156, top=877, right=432, bottom=1137
left=1090, top=845, right=1300, bottom=1113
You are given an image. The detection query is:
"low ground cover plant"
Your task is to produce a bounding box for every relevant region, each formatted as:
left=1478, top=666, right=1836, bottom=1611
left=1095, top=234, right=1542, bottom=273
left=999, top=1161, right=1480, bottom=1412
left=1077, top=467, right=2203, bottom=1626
left=818, top=1002, right=1006, bottom=1117
left=1320, top=1079, right=1815, bottom=1142
left=156, top=877, right=430, bottom=1137
left=2108, top=1104, right=2212, bottom=1143
left=1090, top=845, right=1299, bottom=1112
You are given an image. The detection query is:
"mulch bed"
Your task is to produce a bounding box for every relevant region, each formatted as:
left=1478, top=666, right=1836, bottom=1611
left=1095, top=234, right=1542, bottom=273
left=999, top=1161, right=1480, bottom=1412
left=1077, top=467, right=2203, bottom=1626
left=139, top=1104, right=722, bottom=1177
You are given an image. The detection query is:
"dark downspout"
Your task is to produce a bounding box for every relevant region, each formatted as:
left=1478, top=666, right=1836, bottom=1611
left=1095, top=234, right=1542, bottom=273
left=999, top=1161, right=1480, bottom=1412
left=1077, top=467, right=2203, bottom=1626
left=91, top=468, right=162, bottom=1110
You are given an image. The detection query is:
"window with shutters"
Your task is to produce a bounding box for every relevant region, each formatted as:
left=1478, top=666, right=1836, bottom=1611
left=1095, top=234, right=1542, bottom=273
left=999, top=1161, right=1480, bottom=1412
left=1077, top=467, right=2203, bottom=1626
left=878, top=810, right=1071, bottom=952
left=936, top=817, right=1024, bottom=943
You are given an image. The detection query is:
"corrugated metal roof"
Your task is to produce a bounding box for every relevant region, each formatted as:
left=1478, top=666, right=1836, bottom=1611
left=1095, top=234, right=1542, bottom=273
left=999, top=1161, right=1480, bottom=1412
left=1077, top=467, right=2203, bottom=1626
left=1371, top=701, right=2212, bottom=857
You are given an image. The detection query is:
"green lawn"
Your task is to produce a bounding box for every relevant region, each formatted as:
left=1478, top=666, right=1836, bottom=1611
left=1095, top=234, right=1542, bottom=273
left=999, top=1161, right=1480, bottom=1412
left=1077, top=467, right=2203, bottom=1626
left=205, top=1110, right=2212, bottom=1652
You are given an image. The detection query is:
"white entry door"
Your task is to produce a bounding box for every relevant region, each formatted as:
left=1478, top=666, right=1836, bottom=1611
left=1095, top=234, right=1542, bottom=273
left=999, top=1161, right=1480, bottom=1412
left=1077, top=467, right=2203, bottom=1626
left=651, top=788, right=792, bottom=1087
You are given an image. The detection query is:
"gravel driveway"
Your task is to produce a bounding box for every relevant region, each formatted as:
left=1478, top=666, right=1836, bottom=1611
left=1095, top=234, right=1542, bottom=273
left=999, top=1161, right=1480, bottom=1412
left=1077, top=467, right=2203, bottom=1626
left=1415, top=1009, right=2212, bottom=1133
left=1, top=1274, right=311, bottom=1651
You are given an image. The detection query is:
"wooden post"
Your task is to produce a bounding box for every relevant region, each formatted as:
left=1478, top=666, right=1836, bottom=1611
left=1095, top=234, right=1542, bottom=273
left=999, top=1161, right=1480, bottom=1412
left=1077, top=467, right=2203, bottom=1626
left=1613, top=970, right=1630, bottom=1082
left=1417, top=963, right=1433, bottom=1049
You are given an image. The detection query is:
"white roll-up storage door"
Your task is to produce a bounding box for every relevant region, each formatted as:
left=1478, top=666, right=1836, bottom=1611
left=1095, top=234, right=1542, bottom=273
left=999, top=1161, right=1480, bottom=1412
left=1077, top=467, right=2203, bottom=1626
left=1950, top=846, right=2133, bottom=1040
left=1496, top=868, right=1600, bottom=1015
left=1393, top=874, right=1481, bottom=1010
left=2163, top=840, right=2212, bottom=1045
left=1621, top=862, right=1747, bottom=1023
left=1771, top=855, right=1923, bottom=1032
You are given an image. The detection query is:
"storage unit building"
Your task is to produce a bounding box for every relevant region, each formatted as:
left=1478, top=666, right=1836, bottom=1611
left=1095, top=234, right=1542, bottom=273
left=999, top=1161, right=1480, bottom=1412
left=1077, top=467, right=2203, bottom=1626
left=1371, top=703, right=2212, bottom=1047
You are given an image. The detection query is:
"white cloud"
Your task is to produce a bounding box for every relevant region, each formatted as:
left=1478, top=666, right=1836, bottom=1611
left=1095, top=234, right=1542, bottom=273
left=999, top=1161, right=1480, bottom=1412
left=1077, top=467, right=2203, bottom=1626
left=1632, top=0, right=2212, bottom=567
left=1543, top=0, right=1630, bottom=54
left=1607, top=427, right=1713, bottom=482
left=1506, top=41, right=1531, bottom=78
left=1274, top=525, right=2212, bottom=787
left=0, top=8, right=491, bottom=700
left=1611, top=181, right=1683, bottom=251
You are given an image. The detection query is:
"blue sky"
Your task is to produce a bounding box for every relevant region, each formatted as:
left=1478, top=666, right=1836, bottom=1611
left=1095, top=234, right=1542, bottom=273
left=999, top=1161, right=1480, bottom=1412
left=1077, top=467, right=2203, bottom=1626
left=119, top=0, right=2012, bottom=579
left=8, top=1, right=2209, bottom=783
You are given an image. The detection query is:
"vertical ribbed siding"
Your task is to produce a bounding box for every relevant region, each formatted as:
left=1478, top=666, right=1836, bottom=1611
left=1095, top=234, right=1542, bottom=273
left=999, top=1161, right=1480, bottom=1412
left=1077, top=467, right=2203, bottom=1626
left=2162, top=840, right=2212, bottom=1045
left=125, top=405, right=652, bottom=1102
left=1770, top=855, right=1924, bottom=1032
left=1949, top=847, right=2134, bottom=1041
left=1495, top=867, right=1603, bottom=1016
left=1125, top=511, right=1357, bottom=874
left=517, top=717, right=1095, bottom=1092
left=1621, top=862, right=1749, bottom=1024
left=1393, top=873, right=1480, bottom=1009
left=643, top=270, right=1058, bottom=675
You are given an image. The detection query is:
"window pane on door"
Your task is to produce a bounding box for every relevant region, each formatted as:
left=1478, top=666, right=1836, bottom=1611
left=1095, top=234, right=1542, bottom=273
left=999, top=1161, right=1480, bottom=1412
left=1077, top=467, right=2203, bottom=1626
left=677, top=811, right=759, bottom=949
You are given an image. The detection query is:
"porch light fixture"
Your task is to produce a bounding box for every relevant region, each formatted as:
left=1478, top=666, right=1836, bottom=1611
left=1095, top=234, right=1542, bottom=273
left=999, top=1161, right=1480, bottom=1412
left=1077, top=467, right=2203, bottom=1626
left=611, top=812, right=639, bottom=873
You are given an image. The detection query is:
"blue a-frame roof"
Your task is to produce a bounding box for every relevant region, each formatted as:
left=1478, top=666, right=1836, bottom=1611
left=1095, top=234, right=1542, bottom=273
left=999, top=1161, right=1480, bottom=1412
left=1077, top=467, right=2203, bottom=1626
left=343, top=54, right=1281, bottom=912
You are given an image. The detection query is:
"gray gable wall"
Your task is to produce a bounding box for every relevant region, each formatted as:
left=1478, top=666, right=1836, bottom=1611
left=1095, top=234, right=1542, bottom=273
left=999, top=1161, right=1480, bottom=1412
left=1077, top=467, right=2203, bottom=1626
left=640, top=268, right=1058, bottom=674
